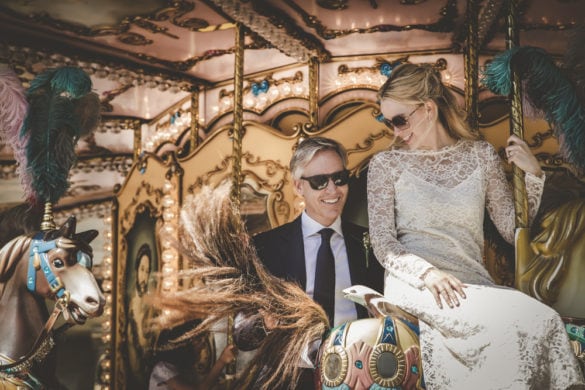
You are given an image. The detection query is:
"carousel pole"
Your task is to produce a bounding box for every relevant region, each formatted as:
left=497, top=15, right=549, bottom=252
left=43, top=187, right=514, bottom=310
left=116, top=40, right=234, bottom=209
left=506, top=0, right=529, bottom=229
left=226, top=21, right=245, bottom=385
left=308, top=56, right=319, bottom=131
left=506, top=0, right=531, bottom=283
left=465, top=0, right=480, bottom=133
left=133, top=122, right=142, bottom=163
left=189, top=87, right=200, bottom=152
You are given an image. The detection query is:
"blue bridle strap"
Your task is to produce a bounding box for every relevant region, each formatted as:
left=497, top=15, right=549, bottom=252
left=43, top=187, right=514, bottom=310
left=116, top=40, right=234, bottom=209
left=27, top=233, right=66, bottom=298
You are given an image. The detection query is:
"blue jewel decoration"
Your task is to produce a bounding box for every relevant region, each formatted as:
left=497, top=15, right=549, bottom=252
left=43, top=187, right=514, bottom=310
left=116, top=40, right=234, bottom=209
left=376, top=113, right=385, bottom=123
left=251, top=83, right=260, bottom=96
left=380, top=62, right=393, bottom=77
left=411, top=365, right=418, bottom=374
left=355, top=360, right=363, bottom=369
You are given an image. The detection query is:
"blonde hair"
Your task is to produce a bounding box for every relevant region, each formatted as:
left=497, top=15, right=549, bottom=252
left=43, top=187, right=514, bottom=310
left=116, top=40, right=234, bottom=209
left=378, top=63, right=478, bottom=142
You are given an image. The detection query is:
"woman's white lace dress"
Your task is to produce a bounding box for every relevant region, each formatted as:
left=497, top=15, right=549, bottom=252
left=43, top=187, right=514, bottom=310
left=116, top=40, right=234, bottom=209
left=367, top=139, right=584, bottom=389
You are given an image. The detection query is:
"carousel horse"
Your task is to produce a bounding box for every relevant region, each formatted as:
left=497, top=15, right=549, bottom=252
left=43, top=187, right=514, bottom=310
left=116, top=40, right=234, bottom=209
left=0, top=216, right=105, bottom=389
left=317, top=285, right=425, bottom=390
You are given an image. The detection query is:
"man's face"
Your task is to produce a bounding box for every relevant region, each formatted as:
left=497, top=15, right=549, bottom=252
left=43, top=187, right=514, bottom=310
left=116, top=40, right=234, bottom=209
left=136, top=254, right=150, bottom=295
left=294, top=149, right=348, bottom=226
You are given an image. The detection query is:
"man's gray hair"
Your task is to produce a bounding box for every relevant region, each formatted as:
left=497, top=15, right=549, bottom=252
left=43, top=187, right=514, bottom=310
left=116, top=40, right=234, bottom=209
left=289, top=137, right=348, bottom=180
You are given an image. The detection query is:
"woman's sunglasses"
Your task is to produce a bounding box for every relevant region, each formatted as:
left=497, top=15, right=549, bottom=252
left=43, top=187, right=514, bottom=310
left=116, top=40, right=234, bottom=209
left=300, top=169, right=350, bottom=190
left=382, top=104, right=423, bottom=131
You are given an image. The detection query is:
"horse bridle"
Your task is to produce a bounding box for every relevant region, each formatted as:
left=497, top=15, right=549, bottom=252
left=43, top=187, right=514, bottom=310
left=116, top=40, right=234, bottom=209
left=0, top=233, right=90, bottom=375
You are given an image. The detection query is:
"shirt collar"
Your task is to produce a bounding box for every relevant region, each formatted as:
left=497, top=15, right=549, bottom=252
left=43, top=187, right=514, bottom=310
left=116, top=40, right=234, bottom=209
left=301, top=212, right=343, bottom=239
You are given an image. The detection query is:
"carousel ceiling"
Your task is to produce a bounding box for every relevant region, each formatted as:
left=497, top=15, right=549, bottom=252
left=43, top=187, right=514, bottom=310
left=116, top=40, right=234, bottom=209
left=0, top=0, right=583, bottom=210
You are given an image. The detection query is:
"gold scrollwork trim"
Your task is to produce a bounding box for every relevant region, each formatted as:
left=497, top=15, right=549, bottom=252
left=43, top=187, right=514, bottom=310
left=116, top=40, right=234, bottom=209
left=285, top=0, right=458, bottom=40
left=321, top=345, right=349, bottom=387
left=219, top=71, right=304, bottom=99
left=186, top=155, right=232, bottom=195
left=369, top=343, right=407, bottom=387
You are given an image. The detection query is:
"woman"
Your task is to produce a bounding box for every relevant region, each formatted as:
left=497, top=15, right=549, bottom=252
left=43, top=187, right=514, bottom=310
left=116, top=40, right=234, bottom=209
left=367, top=63, right=584, bottom=389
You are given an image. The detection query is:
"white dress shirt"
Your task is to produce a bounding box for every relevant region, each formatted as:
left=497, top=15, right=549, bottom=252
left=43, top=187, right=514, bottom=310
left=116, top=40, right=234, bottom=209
left=301, top=212, right=357, bottom=326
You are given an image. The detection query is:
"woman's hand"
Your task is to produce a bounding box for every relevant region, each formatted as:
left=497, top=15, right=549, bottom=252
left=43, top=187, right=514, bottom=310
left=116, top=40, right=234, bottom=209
left=505, top=134, right=543, bottom=177
left=422, top=268, right=467, bottom=309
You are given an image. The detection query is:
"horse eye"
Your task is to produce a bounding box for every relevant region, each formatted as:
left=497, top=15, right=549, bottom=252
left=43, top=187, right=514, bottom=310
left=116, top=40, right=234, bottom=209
left=53, top=258, right=65, bottom=268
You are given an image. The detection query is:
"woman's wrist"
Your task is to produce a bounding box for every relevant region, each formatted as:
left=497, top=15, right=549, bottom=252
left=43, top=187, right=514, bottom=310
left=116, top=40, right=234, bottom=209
left=420, top=267, right=436, bottom=281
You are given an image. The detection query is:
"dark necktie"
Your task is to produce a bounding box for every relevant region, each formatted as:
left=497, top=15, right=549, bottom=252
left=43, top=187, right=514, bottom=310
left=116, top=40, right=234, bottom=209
left=314, top=228, right=335, bottom=326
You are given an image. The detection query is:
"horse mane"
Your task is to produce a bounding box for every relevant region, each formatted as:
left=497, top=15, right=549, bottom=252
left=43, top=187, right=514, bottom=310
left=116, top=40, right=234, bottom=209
left=149, top=181, right=329, bottom=389
left=0, top=235, right=32, bottom=284
left=0, top=203, right=42, bottom=249
left=526, top=198, right=585, bottom=302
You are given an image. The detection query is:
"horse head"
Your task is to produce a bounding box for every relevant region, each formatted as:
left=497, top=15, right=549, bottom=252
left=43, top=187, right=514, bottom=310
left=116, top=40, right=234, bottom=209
left=31, top=215, right=106, bottom=323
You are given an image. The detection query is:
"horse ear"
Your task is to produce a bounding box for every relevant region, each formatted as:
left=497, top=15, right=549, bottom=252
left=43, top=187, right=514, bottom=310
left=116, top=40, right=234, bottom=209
left=74, top=229, right=98, bottom=244
left=61, top=216, right=77, bottom=238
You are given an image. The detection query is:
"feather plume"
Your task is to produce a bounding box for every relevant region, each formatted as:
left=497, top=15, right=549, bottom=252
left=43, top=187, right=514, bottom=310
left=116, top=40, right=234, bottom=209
left=19, top=66, right=100, bottom=204
left=0, top=64, right=28, bottom=183
left=150, top=181, right=329, bottom=389
left=482, top=45, right=585, bottom=174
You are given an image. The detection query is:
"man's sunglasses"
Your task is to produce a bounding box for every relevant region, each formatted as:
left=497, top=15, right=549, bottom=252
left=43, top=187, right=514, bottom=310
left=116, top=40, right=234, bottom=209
left=382, top=104, right=423, bottom=131
left=300, top=169, right=350, bottom=190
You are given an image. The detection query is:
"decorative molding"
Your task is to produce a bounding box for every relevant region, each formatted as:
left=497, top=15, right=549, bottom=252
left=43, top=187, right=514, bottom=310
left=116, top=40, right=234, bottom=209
left=0, top=42, right=197, bottom=91
left=71, top=156, right=134, bottom=175
left=98, top=118, right=144, bottom=134
left=285, top=0, right=458, bottom=40
left=0, top=1, right=214, bottom=45
left=209, top=0, right=330, bottom=62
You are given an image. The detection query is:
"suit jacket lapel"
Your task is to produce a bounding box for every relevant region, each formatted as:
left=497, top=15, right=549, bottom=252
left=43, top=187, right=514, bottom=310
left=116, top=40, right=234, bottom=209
left=284, top=216, right=307, bottom=289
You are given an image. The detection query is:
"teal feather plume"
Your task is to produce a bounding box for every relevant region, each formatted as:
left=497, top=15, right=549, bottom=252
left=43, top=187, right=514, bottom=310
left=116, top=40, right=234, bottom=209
left=20, top=66, right=100, bottom=204
left=482, top=46, right=585, bottom=174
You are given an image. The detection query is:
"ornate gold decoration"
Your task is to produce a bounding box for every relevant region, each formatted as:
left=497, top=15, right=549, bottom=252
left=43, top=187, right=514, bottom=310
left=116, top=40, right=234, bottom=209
left=211, top=0, right=330, bottom=62
left=317, top=0, right=348, bottom=10
left=101, top=85, right=133, bottom=113
left=285, top=0, right=458, bottom=40
left=98, top=118, right=143, bottom=134
left=0, top=42, right=197, bottom=91
left=348, top=129, right=394, bottom=174
left=241, top=152, right=291, bottom=223
left=40, top=202, right=56, bottom=231
left=2, top=1, right=216, bottom=46
left=321, top=345, right=349, bottom=387
left=219, top=71, right=304, bottom=100
left=186, top=155, right=232, bottom=195
left=369, top=342, right=407, bottom=387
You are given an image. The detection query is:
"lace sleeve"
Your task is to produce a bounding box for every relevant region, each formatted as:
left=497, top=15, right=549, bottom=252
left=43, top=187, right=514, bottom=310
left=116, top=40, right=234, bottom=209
left=482, top=141, right=545, bottom=244
left=367, top=152, right=435, bottom=289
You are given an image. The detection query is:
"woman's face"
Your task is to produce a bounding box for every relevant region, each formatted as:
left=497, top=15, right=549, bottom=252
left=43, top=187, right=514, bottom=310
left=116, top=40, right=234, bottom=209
left=380, top=98, right=430, bottom=148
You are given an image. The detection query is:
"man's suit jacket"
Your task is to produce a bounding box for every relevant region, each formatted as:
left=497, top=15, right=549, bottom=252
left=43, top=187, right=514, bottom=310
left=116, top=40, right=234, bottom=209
left=253, top=216, right=384, bottom=320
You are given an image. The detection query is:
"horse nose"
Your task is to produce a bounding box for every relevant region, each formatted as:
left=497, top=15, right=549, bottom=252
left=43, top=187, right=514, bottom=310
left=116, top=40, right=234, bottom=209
left=85, top=293, right=106, bottom=315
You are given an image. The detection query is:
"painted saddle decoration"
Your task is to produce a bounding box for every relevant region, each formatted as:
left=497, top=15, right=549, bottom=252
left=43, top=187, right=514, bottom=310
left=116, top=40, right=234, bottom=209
left=317, top=286, right=425, bottom=390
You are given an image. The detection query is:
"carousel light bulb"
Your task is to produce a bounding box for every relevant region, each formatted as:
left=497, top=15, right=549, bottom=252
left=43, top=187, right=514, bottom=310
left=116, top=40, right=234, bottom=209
left=163, top=180, right=173, bottom=192
left=163, top=209, right=175, bottom=221
left=162, top=195, right=175, bottom=208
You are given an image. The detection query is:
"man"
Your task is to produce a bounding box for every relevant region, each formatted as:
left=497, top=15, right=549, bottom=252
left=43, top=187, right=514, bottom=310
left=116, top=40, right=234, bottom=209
left=253, top=136, right=384, bottom=326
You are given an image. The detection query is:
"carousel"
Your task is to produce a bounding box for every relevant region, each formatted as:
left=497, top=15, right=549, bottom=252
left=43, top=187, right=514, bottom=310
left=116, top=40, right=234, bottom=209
left=0, top=0, right=584, bottom=389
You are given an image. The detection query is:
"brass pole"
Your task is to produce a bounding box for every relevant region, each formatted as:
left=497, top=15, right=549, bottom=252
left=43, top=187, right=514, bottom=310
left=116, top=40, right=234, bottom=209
left=225, top=21, right=245, bottom=384
left=231, top=23, right=245, bottom=211
left=308, top=56, right=319, bottom=130
left=133, top=122, right=142, bottom=163
left=465, top=0, right=480, bottom=133
left=506, top=0, right=529, bottom=228
left=189, top=88, right=200, bottom=152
